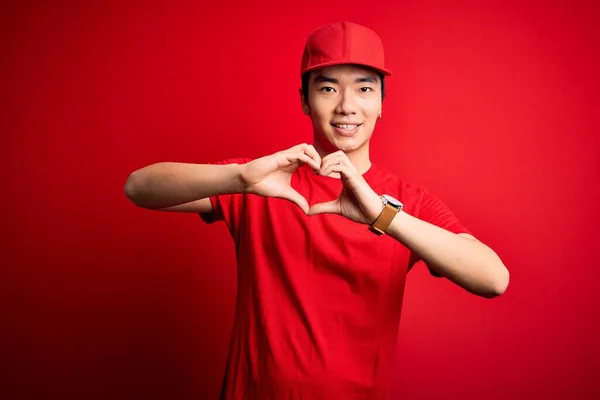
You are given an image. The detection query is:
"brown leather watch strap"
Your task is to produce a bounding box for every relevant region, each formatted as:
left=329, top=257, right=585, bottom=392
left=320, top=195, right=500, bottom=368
left=369, top=203, right=399, bottom=236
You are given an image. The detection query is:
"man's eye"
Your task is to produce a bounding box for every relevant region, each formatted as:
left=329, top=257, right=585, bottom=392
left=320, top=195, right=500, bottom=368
left=319, top=87, right=335, bottom=93
left=360, top=87, right=374, bottom=93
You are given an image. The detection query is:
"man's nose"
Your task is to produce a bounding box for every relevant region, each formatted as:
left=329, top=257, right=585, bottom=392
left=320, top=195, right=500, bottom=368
left=335, top=89, right=358, bottom=115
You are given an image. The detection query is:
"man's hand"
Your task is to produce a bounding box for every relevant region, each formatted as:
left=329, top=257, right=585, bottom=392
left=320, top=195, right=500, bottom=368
left=240, top=143, right=321, bottom=214
left=307, top=151, right=383, bottom=224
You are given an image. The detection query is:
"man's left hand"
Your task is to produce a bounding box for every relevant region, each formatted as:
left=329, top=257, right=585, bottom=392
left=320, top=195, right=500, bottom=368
left=307, top=151, right=383, bottom=225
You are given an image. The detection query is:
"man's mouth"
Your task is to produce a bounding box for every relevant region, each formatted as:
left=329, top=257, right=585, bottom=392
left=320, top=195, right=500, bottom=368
left=331, top=123, right=361, bottom=130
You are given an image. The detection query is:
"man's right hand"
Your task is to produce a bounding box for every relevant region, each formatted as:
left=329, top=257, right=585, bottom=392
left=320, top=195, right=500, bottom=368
left=239, top=143, right=321, bottom=214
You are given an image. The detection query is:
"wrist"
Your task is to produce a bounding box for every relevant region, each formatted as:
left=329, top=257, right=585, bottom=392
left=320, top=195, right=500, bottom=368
left=239, top=164, right=253, bottom=194
left=368, top=194, right=403, bottom=235
left=366, top=193, right=385, bottom=224
left=225, top=163, right=249, bottom=194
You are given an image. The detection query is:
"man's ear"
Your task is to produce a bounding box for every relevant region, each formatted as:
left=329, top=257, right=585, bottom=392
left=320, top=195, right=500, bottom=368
left=299, top=88, right=309, bottom=115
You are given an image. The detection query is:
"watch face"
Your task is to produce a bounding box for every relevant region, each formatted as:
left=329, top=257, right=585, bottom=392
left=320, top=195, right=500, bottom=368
left=382, top=194, right=403, bottom=208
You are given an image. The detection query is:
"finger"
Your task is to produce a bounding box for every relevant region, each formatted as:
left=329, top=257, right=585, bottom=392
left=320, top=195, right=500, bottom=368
left=282, top=152, right=320, bottom=171
left=320, top=159, right=341, bottom=177
left=285, top=143, right=309, bottom=152
left=286, top=143, right=321, bottom=170
left=319, top=154, right=343, bottom=175
left=327, top=164, right=374, bottom=200
left=321, top=159, right=355, bottom=178
left=308, top=199, right=340, bottom=216
left=277, top=186, right=309, bottom=214
left=322, top=164, right=362, bottom=190
left=321, top=150, right=345, bottom=165
left=301, top=144, right=322, bottom=170
left=319, top=154, right=358, bottom=176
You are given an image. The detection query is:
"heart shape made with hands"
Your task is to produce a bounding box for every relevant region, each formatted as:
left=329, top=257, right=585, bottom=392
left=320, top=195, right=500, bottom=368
left=242, top=144, right=383, bottom=225
left=274, top=150, right=383, bottom=225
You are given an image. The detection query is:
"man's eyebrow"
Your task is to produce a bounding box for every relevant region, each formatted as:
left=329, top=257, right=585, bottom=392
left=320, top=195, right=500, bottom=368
left=313, top=75, right=379, bottom=84
left=314, top=75, right=339, bottom=84
left=356, top=76, right=378, bottom=83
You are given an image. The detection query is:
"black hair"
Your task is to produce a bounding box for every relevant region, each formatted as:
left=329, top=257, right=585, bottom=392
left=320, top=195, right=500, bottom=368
left=301, top=67, right=386, bottom=106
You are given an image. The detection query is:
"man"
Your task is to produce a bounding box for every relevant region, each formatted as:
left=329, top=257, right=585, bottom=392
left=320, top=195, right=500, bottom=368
left=125, top=21, right=509, bottom=400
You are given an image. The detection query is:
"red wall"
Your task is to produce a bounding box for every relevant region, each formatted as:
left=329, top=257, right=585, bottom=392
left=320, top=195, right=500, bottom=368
left=4, top=1, right=599, bottom=399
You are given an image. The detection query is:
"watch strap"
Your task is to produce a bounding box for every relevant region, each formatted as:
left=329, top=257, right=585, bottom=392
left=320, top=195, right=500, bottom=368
left=369, top=203, right=400, bottom=236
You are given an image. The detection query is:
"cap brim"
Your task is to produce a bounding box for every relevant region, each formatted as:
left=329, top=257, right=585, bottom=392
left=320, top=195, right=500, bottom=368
left=302, top=60, right=392, bottom=77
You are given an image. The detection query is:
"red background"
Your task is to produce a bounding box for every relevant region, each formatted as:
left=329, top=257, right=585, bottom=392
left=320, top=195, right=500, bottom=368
left=3, top=0, right=599, bottom=399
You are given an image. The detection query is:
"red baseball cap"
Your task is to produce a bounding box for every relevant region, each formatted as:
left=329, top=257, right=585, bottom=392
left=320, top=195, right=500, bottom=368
left=300, top=21, right=392, bottom=78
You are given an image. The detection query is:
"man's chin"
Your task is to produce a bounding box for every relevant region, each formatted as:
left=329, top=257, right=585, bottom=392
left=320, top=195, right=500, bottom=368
left=330, top=137, right=368, bottom=153
left=313, top=130, right=369, bottom=154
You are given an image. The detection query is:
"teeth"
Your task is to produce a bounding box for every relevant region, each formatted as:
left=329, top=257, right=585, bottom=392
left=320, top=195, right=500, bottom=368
left=335, top=124, right=358, bottom=130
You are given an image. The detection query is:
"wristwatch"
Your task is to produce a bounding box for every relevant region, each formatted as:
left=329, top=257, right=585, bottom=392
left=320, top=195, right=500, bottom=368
left=369, top=194, right=403, bottom=236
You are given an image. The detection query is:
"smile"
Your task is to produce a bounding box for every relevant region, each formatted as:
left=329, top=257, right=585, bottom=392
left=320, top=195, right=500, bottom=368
left=331, top=123, right=362, bottom=136
left=331, top=123, right=361, bottom=130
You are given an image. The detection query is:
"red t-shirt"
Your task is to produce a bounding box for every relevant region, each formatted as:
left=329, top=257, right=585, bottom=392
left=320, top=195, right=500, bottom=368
left=201, top=158, right=471, bottom=399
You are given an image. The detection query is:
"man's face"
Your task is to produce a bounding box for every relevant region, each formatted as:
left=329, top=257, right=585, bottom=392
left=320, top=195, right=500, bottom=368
left=301, top=64, right=382, bottom=154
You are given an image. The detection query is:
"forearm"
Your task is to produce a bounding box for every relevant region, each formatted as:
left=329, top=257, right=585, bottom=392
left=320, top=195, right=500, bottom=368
left=387, top=211, right=509, bottom=298
left=124, top=162, right=245, bottom=209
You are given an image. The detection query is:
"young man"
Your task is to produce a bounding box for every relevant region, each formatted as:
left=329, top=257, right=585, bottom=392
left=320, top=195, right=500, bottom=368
left=125, top=21, right=509, bottom=400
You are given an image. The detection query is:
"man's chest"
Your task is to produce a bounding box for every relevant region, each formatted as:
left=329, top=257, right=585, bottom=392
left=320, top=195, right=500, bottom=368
left=239, top=192, right=411, bottom=293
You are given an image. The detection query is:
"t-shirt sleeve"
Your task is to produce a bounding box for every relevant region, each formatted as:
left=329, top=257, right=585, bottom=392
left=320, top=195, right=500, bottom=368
left=408, top=188, right=473, bottom=277
left=198, top=157, right=252, bottom=237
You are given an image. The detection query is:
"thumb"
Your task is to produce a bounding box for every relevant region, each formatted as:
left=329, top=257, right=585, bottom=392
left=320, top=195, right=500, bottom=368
left=308, top=199, right=340, bottom=216
left=278, top=186, right=309, bottom=214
